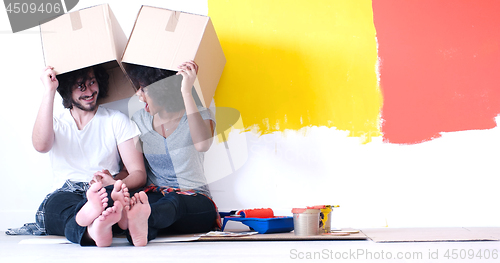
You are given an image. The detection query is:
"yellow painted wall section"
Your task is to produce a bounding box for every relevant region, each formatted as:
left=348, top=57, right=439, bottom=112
left=208, top=0, right=382, bottom=143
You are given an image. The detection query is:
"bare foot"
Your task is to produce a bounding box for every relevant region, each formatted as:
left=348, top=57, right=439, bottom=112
left=128, top=191, right=151, bottom=246
left=111, top=180, right=130, bottom=230
left=87, top=201, right=123, bottom=247
left=76, top=182, right=108, bottom=227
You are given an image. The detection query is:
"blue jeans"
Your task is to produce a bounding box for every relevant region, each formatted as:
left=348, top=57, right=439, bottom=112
left=125, top=192, right=217, bottom=243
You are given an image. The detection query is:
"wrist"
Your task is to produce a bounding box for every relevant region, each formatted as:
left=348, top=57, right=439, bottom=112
left=42, top=89, right=57, bottom=101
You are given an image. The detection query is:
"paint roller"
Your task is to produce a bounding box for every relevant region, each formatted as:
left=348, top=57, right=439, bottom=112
left=236, top=208, right=274, bottom=218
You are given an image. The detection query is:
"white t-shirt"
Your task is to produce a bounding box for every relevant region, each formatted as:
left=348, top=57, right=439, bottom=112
left=49, top=106, right=140, bottom=189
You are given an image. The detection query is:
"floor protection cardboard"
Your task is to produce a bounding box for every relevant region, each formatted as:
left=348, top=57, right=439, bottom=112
left=196, top=231, right=368, bottom=242
left=361, top=227, right=500, bottom=243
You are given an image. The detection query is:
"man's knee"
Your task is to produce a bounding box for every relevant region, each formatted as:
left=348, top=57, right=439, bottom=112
left=45, top=192, right=84, bottom=214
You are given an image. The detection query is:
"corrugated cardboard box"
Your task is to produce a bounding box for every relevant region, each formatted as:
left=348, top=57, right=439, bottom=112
left=121, top=6, right=226, bottom=108
left=40, top=4, right=136, bottom=104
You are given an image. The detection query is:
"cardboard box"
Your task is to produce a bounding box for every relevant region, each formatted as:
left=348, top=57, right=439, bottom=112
left=121, top=6, right=226, bottom=108
left=40, top=4, right=136, bottom=104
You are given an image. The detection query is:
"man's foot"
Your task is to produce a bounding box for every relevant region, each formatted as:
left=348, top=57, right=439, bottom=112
left=111, top=180, right=130, bottom=230
left=87, top=201, right=123, bottom=247
left=128, top=191, right=151, bottom=247
left=76, top=182, right=108, bottom=227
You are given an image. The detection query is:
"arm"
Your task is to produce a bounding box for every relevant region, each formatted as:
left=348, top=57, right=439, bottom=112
left=91, top=167, right=129, bottom=186
left=91, top=135, right=145, bottom=188
left=177, top=61, right=215, bottom=152
left=113, top=166, right=130, bottom=181
left=32, top=66, right=59, bottom=153
left=116, top=137, right=147, bottom=190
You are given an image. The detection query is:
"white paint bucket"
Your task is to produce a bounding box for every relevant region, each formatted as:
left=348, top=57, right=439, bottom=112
left=292, top=208, right=320, bottom=236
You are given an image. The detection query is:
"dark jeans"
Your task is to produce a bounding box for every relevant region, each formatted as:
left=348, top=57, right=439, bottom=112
left=127, top=192, right=217, bottom=242
left=43, top=185, right=115, bottom=246
left=44, top=187, right=217, bottom=245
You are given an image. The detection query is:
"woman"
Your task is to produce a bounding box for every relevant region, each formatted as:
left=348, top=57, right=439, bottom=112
left=126, top=61, right=219, bottom=245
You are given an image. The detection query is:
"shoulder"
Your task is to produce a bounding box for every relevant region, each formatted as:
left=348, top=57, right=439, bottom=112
left=96, top=107, right=140, bottom=142
left=131, top=108, right=150, bottom=124
left=131, top=109, right=152, bottom=133
left=96, top=106, right=137, bottom=133
left=96, top=106, right=126, bottom=118
left=197, top=106, right=215, bottom=122
left=96, top=106, right=131, bottom=123
left=53, top=109, right=73, bottom=128
left=54, top=108, right=74, bottom=121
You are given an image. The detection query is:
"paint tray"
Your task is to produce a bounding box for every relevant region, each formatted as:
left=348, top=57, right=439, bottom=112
left=221, top=216, right=294, bottom=234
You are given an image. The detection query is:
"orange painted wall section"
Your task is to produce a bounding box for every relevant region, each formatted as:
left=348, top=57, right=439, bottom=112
left=208, top=0, right=382, bottom=143
left=208, top=0, right=500, bottom=145
left=374, top=0, right=500, bottom=144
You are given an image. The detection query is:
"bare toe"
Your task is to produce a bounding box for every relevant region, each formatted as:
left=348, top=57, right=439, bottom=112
left=76, top=183, right=108, bottom=227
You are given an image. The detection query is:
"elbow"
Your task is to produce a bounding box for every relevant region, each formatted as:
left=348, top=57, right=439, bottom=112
left=140, top=171, right=147, bottom=185
left=194, top=141, right=212, bottom=152
left=125, top=169, right=147, bottom=190
left=33, top=141, right=51, bottom=153
left=32, top=133, right=53, bottom=153
left=136, top=168, right=147, bottom=186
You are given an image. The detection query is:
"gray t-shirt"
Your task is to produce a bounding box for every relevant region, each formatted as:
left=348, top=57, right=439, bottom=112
left=131, top=106, right=215, bottom=197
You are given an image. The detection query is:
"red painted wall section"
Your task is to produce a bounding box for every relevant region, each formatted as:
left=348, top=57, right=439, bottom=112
left=373, top=0, right=500, bottom=144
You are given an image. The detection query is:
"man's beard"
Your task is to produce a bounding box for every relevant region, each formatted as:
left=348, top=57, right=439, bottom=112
left=71, top=91, right=98, bottom=112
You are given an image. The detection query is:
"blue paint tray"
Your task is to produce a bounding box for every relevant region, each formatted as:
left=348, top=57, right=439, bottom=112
left=221, top=216, right=294, bottom=234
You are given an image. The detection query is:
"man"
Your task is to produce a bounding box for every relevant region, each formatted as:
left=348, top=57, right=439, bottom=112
left=28, top=65, right=147, bottom=246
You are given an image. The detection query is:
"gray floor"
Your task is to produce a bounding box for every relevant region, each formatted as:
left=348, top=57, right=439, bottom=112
left=2, top=231, right=500, bottom=263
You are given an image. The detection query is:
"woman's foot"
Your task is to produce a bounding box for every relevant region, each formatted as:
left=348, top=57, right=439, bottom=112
left=111, top=180, right=130, bottom=230
left=128, top=191, right=151, bottom=247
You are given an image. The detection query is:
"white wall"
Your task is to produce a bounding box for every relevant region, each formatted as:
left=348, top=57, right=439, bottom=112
left=1, top=0, right=499, bottom=231
left=0, top=0, right=207, bottom=231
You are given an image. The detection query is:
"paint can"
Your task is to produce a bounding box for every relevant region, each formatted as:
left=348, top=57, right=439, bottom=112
left=306, top=205, right=337, bottom=233
left=291, top=208, right=321, bottom=236
left=320, top=205, right=332, bottom=233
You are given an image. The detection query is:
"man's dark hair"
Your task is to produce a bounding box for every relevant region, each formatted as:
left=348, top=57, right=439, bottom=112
left=57, top=65, right=109, bottom=109
left=125, top=63, right=203, bottom=112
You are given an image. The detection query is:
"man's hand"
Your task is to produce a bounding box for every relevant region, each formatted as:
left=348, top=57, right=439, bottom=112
left=40, top=66, right=59, bottom=93
left=91, top=169, right=115, bottom=187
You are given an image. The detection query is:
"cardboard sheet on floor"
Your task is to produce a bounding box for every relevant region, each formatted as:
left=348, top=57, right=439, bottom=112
left=18, top=235, right=199, bottom=245
left=18, top=232, right=366, bottom=244
left=361, top=227, right=500, bottom=243
left=194, top=231, right=368, bottom=241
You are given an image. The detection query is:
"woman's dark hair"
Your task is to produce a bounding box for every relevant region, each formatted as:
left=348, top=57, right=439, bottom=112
left=57, top=65, right=109, bottom=109
left=125, top=63, right=203, bottom=112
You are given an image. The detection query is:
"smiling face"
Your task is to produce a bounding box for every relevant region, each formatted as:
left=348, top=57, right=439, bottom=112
left=70, top=69, right=99, bottom=112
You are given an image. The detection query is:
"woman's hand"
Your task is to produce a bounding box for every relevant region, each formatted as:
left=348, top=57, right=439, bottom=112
left=177, top=60, right=199, bottom=96
left=40, top=66, right=59, bottom=93
left=91, top=169, right=115, bottom=187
